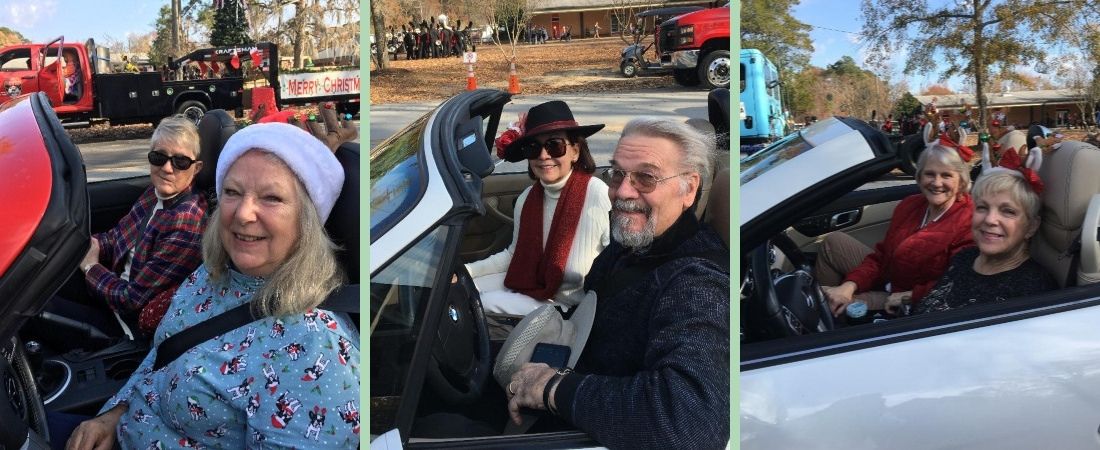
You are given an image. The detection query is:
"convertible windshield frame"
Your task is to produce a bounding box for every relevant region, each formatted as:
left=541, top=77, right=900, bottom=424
left=740, top=117, right=897, bottom=251
left=370, top=114, right=431, bottom=241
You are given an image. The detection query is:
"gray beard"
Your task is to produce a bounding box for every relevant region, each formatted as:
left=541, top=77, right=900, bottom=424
left=611, top=199, right=657, bottom=249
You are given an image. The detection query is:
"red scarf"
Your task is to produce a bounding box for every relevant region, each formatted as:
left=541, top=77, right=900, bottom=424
left=504, top=171, right=592, bottom=300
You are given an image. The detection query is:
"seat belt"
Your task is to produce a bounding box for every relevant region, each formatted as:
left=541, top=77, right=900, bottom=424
left=152, top=284, right=359, bottom=371
left=1066, top=233, right=1082, bottom=288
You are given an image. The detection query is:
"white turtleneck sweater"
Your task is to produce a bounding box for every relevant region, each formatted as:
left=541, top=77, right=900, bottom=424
left=466, top=170, right=611, bottom=307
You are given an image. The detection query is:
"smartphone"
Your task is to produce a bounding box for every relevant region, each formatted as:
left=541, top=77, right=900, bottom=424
left=530, top=343, right=571, bottom=367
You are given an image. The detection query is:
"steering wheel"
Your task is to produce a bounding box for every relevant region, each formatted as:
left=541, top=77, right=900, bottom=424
left=0, top=337, right=49, bottom=449
left=424, top=264, right=491, bottom=405
left=746, top=233, right=834, bottom=340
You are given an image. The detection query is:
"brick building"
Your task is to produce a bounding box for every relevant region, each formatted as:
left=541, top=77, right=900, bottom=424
left=915, top=89, right=1091, bottom=129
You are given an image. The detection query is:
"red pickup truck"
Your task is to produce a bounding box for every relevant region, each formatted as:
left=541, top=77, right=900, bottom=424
left=0, top=37, right=245, bottom=127
left=657, top=3, right=730, bottom=90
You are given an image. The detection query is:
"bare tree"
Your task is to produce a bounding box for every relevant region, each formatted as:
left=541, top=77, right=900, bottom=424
left=244, top=0, right=359, bottom=69
left=862, top=0, right=1098, bottom=130
left=610, top=0, right=643, bottom=44
left=475, top=0, right=534, bottom=80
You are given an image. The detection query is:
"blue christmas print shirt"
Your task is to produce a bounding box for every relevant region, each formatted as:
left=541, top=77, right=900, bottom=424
left=101, top=265, right=361, bottom=449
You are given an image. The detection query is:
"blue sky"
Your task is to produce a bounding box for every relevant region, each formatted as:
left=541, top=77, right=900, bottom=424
left=791, top=0, right=966, bottom=91
left=0, top=1, right=161, bottom=44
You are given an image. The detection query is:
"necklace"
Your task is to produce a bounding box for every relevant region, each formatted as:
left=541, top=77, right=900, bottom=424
left=920, top=206, right=949, bottom=229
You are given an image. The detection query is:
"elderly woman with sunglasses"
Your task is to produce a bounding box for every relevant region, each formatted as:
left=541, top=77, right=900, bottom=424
left=70, top=115, right=207, bottom=336
left=466, top=100, right=611, bottom=315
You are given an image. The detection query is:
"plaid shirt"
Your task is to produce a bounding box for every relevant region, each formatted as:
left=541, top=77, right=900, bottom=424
left=86, top=186, right=207, bottom=316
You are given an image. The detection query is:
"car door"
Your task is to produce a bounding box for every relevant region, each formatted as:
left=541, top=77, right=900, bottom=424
left=788, top=180, right=919, bottom=253
left=36, top=38, right=65, bottom=107
left=741, top=287, right=1100, bottom=449
left=0, top=46, right=35, bottom=103
left=87, top=176, right=149, bottom=235
left=459, top=169, right=529, bottom=263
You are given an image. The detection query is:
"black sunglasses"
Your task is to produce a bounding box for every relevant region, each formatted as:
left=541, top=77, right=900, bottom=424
left=520, top=137, right=570, bottom=160
left=148, top=150, right=198, bottom=171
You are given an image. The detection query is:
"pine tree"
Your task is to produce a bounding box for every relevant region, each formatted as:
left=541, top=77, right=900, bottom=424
left=210, top=0, right=251, bottom=47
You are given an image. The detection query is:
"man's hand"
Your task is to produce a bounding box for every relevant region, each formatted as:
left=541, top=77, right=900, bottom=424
left=507, top=363, right=557, bottom=425
left=67, top=403, right=126, bottom=450
left=822, top=281, right=857, bottom=317
left=80, top=237, right=100, bottom=273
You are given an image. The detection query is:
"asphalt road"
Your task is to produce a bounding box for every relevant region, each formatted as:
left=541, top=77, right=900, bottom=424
left=78, top=120, right=360, bottom=182
left=369, top=90, right=714, bottom=173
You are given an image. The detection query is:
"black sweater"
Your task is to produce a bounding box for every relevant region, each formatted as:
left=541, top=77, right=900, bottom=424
left=915, top=246, right=1057, bottom=314
left=553, top=212, right=730, bottom=449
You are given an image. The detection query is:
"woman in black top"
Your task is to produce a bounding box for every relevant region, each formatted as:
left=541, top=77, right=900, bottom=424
left=887, top=157, right=1057, bottom=314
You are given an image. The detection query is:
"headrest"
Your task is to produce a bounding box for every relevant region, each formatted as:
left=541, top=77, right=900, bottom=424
left=1037, top=140, right=1100, bottom=252
left=708, top=88, right=730, bottom=136
left=703, top=168, right=730, bottom=249
left=193, top=109, right=237, bottom=194
left=324, top=142, right=360, bottom=283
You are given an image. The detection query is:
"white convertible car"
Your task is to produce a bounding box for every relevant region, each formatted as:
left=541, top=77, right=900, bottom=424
left=740, top=117, right=1100, bottom=448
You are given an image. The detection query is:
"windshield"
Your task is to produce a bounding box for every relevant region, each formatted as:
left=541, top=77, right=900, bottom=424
left=370, top=225, right=452, bottom=434
left=739, top=131, right=811, bottom=185
left=370, top=115, right=429, bottom=238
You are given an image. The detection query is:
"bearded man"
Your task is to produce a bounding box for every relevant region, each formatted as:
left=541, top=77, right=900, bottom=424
left=505, top=117, right=730, bottom=449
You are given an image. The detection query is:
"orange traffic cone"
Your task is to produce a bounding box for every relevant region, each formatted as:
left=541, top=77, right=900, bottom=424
left=466, top=64, right=477, bottom=90
left=508, top=61, right=521, bottom=94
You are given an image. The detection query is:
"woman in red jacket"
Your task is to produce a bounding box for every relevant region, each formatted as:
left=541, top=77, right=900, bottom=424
left=816, top=137, right=976, bottom=316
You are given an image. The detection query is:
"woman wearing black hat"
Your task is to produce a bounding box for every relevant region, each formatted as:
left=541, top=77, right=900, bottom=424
left=465, top=100, right=611, bottom=315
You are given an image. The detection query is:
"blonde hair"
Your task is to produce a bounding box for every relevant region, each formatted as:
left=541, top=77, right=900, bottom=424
left=972, top=169, right=1042, bottom=224
left=202, top=152, right=344, bottom=317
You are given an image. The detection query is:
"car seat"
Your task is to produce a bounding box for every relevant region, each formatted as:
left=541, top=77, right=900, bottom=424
left=703, top=168, right=730, bottom=249
left=693, top=88, right=732, bottom=219
left=192, top=109, right=237, bottom=209
left=322, top=141, right=360, bottom=334
left=325, top=142, right=360, bottom=284
left=1031, top=140, right=1100, bottom=287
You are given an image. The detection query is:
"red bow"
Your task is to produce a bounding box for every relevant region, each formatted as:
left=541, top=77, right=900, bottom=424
left=997, top=147, right=1044, bottom=194
left=938, top=134, right=974, bottom=162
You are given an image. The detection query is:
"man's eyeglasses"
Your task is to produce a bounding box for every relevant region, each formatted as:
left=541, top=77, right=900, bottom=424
left=148, top=150, right=199, bottom=171
left=520, top=137, right=570, bottom=160
left=602, top=168, right=689, bottom=193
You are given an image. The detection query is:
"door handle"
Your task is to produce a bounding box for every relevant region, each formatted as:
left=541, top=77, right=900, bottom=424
left=830, top=209, right=861, bottom=228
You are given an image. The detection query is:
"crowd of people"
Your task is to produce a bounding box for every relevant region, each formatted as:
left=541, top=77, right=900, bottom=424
left=385, top=15, right=480, bottom=61
left=382, top=14, right=599, bottom=60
